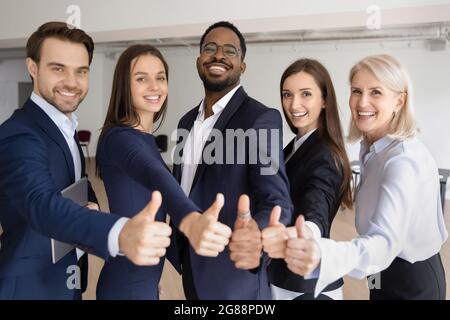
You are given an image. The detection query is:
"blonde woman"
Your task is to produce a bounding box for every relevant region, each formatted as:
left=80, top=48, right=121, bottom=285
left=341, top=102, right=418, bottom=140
left=284, top=54, right=448, bottom=300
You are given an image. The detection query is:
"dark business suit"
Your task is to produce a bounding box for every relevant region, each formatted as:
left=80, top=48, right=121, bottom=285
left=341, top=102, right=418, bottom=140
left=96, top=126, right=199, bottom=300
left=268, top=130, right=344, bottom=297
left=171, top=87, right=293, bottom=300
left=0, top=99, right=120, bottom=299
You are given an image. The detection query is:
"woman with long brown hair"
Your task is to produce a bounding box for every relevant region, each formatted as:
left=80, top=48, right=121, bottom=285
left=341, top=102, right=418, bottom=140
left=262, top=58, right=352, bottom=300
left=95, top=45, right=231, bottom=299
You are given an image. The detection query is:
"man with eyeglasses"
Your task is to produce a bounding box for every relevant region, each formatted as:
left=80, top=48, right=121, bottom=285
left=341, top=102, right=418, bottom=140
left=170, top=21, right=292, bottom=300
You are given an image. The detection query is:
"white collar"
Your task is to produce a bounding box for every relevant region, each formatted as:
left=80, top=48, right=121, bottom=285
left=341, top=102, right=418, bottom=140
left=360, top=135, right=396, bottom=156
left=31, top=92, right=78, bottom=133
left=197, top=84, right=241, bottom=120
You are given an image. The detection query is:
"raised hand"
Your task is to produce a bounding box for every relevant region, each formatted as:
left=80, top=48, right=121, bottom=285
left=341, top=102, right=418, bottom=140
left=261, top=205, right=288, bottom=259
left=284, top=215, right=321, bottom=276
left=229, top=194, right=263, bottom=270
left=179, top=193, right=232, bottom=257
left=119, top=191, right=172, bottom=266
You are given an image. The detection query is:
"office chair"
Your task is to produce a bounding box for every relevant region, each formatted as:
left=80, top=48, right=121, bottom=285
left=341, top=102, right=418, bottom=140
left=77, top=130, right=91, bottom=160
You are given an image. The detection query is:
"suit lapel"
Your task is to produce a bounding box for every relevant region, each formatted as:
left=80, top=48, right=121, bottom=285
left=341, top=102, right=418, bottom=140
left=190, top=87, right=248, bottom=190
left=285, top=130, right=320, bottom=174
left=24, top=99, right=76, bottom=183
left=173, top=108, right=198, bottom=183
left=284, top=139, right=295, bottom=160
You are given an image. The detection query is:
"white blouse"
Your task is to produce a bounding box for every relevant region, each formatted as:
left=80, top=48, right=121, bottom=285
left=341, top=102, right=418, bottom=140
left=311, top=135, right=448, bottom=297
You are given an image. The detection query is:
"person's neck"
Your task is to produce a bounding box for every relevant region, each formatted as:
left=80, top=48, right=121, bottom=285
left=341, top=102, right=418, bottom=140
left=203, top=84, right=238, bottom=118
left=136, top=112, right=154, bottom=133
left=33, top=91, right=73, bottom=119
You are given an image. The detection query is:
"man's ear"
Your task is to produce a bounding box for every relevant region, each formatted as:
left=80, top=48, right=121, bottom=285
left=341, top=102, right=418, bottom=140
left=26, top=58, right=38, bottom=81
left=240, top=61, right=246, bottom=74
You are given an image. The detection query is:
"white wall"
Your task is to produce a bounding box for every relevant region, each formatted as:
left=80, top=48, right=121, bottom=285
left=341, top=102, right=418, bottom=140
left=0, top=59, right=29, bottom=121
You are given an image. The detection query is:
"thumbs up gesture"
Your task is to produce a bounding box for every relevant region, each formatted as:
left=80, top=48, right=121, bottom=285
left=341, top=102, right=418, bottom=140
left=261, top=205, right=288, bottom=259
left=229, top=194, right=263, bottom=270
left=284, top=215, right=321, bottom=277
left=119, top=191, right=172, bottom=266
left=179, top=193, right=232, bottom=257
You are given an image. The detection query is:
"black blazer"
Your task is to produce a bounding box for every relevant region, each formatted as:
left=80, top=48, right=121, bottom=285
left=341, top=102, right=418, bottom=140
left=268, top=129, right=344, bottom=293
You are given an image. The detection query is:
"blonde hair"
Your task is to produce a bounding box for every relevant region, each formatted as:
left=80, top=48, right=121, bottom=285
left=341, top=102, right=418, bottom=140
left=347, top=54, right=417, bottom=143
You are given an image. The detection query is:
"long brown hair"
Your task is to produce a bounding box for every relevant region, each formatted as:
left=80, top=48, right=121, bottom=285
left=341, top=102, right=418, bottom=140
left=96, top=44, right=169, bottom=177
left=280, top=58, right=353, bottom=209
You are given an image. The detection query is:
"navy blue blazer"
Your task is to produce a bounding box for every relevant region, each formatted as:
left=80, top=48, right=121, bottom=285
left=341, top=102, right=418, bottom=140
left=268, top=130, right=345, bottom=293
left=172, top=87, right=293, bottom=299
left=95, top=126, right=200, bottom=299
left=0, top=99, right=120, bottom=299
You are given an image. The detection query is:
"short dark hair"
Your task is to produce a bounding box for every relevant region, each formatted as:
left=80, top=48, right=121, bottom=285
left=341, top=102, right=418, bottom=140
left=26, top=21, right=94, bottom=65
left=199, top=21, right=246, bottom=60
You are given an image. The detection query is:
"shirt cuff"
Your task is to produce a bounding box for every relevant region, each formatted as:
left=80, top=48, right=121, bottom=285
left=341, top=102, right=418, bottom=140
left=305, top=221, right=322, bottom=239
left=108, top=217, right=129, bottom=258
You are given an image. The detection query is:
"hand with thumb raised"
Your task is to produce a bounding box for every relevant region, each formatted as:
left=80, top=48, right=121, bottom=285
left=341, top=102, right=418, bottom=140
left=119, top=191, right=172, bottom=265
left=179, top=193, right=232, bottom=257
left=229, top=194, right=263, bottom=269
left=261, top=205, right=288, bottom=259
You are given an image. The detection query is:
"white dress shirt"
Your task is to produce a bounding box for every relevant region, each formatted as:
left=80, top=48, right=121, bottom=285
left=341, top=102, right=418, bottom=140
left=180, top=85, right=241, bottom=196
left=271, top=127, right=343, bottom=300
left=311, top=135, right=448, bottom=297
left=31, top=93, right=126, bottom=259
left=31, top=92, right=84, bottom=259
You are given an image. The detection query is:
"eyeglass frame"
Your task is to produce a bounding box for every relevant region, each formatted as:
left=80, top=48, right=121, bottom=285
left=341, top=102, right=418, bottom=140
left=200, top=42, right=241, bottom=58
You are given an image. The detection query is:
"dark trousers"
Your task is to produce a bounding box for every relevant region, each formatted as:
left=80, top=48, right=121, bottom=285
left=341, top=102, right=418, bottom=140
left=181, top=247, right=199, bottom=300
left=369, top=253, right=446, bottom=300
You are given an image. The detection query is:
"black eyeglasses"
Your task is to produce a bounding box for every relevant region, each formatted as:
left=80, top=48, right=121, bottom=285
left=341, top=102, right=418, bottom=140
left=201, top=42, right=240, bottom=58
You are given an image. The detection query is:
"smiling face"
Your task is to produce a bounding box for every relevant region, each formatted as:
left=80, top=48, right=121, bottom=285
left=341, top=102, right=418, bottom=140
left=282, top=71, right=325, bottom=136
left=349, top=68, right=405, bottom=144
left=197, top=27, right=246, bottom=93
left=26, top=37, right=90, bottom=116
left=130, top=54, right=168, bottom=118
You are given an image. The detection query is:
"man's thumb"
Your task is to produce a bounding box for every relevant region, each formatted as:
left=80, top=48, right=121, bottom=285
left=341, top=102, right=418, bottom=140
left=235, top=194, right=251, bottom=229
left=295, top=215, right=307, bottom=239
left=138, top=191, right=162, bottom=221
left=205, top=193, right=224, bottom=220
left=269, top=205, right=281, bottom=227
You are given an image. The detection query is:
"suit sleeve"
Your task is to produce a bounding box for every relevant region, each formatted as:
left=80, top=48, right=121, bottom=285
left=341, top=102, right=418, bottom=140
left=103, top=129, right=200, bottom=227
left=248, top=108, right=293, bottom=229
left=0, top=133, right=120, bottom=261
left=295, top=154, right=342, bottom=238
